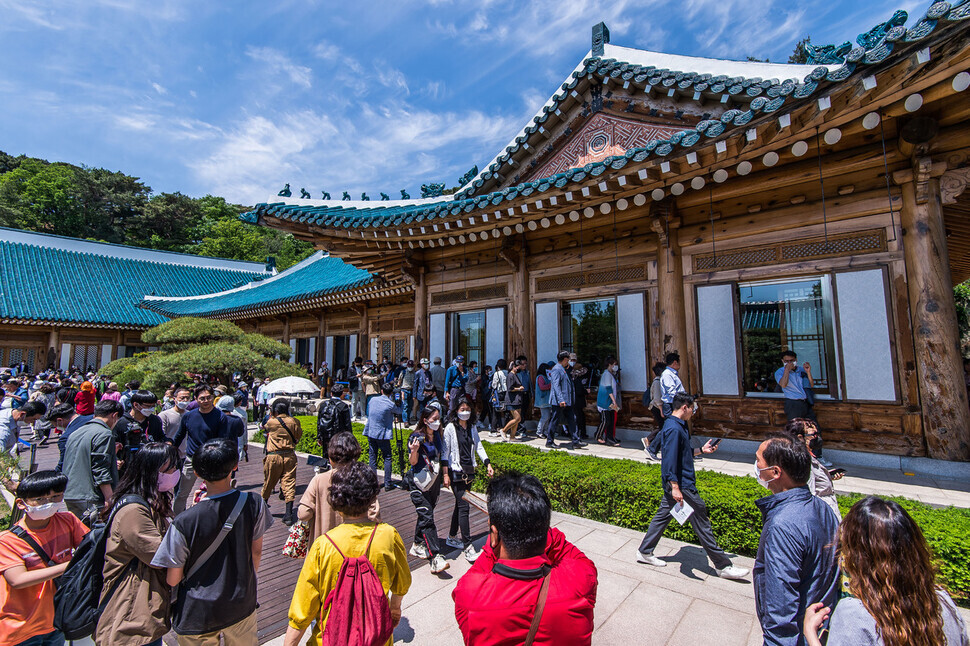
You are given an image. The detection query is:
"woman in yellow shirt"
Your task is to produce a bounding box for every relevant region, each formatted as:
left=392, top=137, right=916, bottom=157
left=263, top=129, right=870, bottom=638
left=284, top=462, right=411, bottom=646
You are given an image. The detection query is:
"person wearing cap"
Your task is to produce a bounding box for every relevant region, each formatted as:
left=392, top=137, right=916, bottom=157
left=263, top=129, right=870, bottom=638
left=430, top=357, right=447, bottom=406
left=101, top=382, right=122, bottom=403
left=414, top=358, right=435, bottom=420
left=444, top=356, right=468, bottom=417
left=217, top=394, right=248, bottom=468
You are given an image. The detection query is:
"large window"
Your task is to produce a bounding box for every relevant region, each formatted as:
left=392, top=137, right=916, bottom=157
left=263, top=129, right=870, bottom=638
left=452, top=311, right=485, bottom=367
left=560, top=299, right=617, bottom=370
left=738, top=276, right=837, bottom=397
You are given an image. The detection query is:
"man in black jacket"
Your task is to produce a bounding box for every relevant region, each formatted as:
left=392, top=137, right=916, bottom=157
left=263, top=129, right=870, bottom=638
left=312, top=384, right=352, bottom=471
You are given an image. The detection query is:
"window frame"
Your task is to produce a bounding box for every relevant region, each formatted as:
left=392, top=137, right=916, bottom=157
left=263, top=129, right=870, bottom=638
left=559, top=296, right=619, bottom=371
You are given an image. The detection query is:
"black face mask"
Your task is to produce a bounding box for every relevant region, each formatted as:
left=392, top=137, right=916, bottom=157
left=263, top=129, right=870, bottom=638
left=808, top=436, right=822, bottom=454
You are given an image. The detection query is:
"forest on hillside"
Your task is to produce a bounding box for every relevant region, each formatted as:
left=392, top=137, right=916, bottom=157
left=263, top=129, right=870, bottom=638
left=0, top=150, right=314, bottom=270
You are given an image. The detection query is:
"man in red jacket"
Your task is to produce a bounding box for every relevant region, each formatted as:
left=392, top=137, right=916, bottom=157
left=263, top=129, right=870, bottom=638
left=453, top=472, right=597, bottom=645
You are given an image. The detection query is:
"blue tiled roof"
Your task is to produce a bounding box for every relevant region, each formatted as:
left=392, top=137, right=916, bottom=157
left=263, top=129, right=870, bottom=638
left=245, top=0, right=969, bottom=231
left=0, top=229, right=272, bottom=327
left=139, top=252, right=373, bottom=319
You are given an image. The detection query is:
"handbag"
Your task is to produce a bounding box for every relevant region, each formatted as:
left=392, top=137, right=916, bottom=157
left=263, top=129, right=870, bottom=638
left=282, top=520, right=311, bottom=559
left=411, top=442, right=439, bottom=492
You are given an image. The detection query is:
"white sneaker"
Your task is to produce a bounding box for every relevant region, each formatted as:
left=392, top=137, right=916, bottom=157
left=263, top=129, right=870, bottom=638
left=499, top=430, right=509, bottom=442
left=488, top=431, right=500, bottom=438
left=409, top=542, right=430, bottom=559
left=445, top=536, right=464, bottom=550
left=464, top=544, right=481, bottom=563
left=636, top=551, right=666, bottom=567
left=430, top=554, right=450, bottom=574
left=716, top=565, right=750, bottom=580
left=817, top=457, right=834, bottom=468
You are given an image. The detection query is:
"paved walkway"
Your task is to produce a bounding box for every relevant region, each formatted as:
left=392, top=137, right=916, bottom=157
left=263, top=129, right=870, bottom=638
left=500, top=430, right=970, bottom=509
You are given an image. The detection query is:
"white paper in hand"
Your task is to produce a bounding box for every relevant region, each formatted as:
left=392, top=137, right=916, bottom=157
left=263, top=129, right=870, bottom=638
left=671, top=500, right=695, bottom=525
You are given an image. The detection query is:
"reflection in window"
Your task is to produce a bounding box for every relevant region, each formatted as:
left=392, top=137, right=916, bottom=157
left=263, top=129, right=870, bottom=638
left=738, top=277, right=836, bottom=396
left=452, top=311, right=485, bottom=367
left=560, top=299, right=617, bottom=370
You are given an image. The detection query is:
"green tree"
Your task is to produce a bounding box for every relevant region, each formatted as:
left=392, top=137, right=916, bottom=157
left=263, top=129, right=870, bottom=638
left=0, top=160, right=88, bottom=235
left=789, top=36, right=811, bottom=64
left=102, top=317, right=300, bottom=395
left=126, top=192, right=202, bottom=251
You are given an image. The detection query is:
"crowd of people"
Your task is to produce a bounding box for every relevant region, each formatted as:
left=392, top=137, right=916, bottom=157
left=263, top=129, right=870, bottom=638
left=0, top=355, right=966, bottom=646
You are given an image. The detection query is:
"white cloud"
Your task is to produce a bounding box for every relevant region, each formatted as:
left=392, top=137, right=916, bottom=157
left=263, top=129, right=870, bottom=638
left=191, top=104, right=520, bottom=205
left=313, top=40, right=341, bottom=61
left=245, top=46, right=312, bottom=89
left=376, top=66, right=410, bottom=94
left=152, top=82, right=167, bottom=95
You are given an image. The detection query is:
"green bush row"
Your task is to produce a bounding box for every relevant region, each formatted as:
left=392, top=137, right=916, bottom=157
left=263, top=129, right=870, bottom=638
left=262, top=417, right=969, bottom=602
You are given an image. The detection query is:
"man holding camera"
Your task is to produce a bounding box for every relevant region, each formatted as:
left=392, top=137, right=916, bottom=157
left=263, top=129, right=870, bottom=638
left=775, top=351, right=814, bottom=423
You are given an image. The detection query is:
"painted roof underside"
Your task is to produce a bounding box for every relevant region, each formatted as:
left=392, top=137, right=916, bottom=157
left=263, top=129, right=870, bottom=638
left=245, top=0, right=968, bottom=231
left=0, top=231, right=271, bottom=327
left=139, top=252, right=373, bottom=318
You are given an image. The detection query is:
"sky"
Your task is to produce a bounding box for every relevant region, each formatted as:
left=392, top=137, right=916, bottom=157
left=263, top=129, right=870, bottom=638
left=0, top=0, right=929, bottom=207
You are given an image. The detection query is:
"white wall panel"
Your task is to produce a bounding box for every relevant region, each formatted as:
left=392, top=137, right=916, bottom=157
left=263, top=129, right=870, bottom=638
left=535, top=302, right=560, bottom=366
left=325, top=336, right=334, bottom=364
left=59, top=344, right=71, bottom=371
left=485, top=308, right=505, bottom=368
left=616, top=293, right=648, bottom=392
left=429, top=313, right=447, bottom=364
left=289, top=339, right=297, bottom=363
left=696, top=284, right=740, bottom=396
left=369, top=338, right=378, bottom=362
left=348, top=335, right=357, bottom=362
left=100, top=345, right=112, bottom=369
left=836, top=270, right=896, bottom=401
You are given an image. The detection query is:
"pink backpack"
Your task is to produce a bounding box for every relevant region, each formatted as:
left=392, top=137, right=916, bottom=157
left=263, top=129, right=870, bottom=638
left=320, top=524, right=394, bottom=646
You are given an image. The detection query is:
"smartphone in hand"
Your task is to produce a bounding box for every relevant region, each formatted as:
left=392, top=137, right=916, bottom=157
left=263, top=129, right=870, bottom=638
left=828, top=467, right=846, bottom=477
left=709, top=437, right=722, bottom=447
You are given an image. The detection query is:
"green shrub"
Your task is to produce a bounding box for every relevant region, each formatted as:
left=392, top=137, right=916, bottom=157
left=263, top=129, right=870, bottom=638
left=255, top=417, right=969, bottom=603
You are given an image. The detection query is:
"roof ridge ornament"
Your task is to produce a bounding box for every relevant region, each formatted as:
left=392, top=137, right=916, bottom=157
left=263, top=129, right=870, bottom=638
left=592, top=22, right=609, bottom=57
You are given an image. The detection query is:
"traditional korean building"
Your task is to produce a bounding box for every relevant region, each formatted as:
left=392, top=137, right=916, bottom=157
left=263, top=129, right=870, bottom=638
left=152, top=5, right=970, bottom=461
left=0, top=227, right=273, bottom=372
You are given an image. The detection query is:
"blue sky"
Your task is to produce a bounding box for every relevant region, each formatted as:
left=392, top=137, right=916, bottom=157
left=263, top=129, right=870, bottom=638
left=0, top=0, right=926, bottom=206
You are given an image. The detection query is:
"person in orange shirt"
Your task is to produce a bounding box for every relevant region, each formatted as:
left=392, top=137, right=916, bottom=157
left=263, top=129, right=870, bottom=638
left=0, top=470, right=89, bottom=646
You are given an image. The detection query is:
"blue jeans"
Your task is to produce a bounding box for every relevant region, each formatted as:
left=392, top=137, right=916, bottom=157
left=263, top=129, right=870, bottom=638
left=16, top=631, right=64, bottom=646
left=400, top=389, right=413, bottom=423
left=368, top=438, right=393, bottom=487
left=537, top=406, right=553, bottom=437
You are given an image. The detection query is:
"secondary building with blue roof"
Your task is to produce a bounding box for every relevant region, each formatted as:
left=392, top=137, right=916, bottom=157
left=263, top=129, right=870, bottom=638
left=0, top=227, right=273, bottom=372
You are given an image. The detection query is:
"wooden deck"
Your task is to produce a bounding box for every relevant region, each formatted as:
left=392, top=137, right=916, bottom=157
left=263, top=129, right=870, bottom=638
left=30, top=439, right=489, bottom=643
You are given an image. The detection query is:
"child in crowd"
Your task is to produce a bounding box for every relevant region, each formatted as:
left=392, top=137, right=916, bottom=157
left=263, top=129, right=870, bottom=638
left=152, top=439, right=273, bottom=646
left=0, top=470, right=89, bottom=646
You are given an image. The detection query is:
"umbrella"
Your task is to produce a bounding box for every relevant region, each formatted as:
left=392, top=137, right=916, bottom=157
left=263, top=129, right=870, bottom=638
left=262, top=376, right=320, bottom=395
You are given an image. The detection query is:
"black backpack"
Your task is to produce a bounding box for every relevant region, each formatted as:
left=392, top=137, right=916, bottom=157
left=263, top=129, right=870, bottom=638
left=53, top=494, right=149, bottom=639
left=318, top=398, right=340, bottom=445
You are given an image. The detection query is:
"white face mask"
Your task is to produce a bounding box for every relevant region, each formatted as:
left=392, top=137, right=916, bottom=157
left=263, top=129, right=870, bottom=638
left=427, top=419, right=441, bottom=430
left=176, top=400, right=189, bottom=410
left=24, top=501, right=66, bottom=521
left=457, top=411, right=471, bottom=421
left=139, top=407, right=155, bottom=417
left=609, top=365, right=618, bottom=373
left=754, top=463, right=776, bottom=489
left=568, top=360, right=576, bottom=367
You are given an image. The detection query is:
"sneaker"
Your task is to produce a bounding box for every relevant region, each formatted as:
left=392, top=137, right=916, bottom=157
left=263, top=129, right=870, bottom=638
left=464, top=544, right=481, bottom=563
left=817, top=456, right=834, bottom=468
left=716, top=565, right=750, bottom=580
left=445, top=536, right=464, bottom=550
left=409, top=543, right=430, bottom=559
left=430, top=554, right=450, bottom=574
left=545, top=442, right=559, bottom=450
left=645, top=448, right=660, bottom=461
left=636, top=551, right=667, bottom=567
left=488, top=431, right=500, bottom=438
left=499, top=430, right=509, bottom=442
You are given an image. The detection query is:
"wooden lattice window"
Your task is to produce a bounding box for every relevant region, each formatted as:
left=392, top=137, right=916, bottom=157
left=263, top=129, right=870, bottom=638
left=431, top=284, right=507, bottom=306
left=535, top=264, right=646, bottom=293
left=693, top=229, right=886, bottom=272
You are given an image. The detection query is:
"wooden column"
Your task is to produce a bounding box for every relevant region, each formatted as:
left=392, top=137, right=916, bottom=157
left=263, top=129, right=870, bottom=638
left=414, top=266, right=428, bottom=356
left=317, top=312, right=326, bottom=365
left=506, top=237, right=530, bottom=362
left=897, top=157, right=970, bottom=460
left=654, top=201, right=690, bottom=390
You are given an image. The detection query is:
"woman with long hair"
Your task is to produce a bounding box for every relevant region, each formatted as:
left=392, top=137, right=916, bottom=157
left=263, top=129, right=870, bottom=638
left=96, top=441, right=181, bottom=646
left=784, top=418, right=843, bottom=519
left=405, top=405, right=449, bottom=574
left=499, top=360, right=526, bottom=442
left=804, top=496, right=968, bottom=646
left=594, top=356, right=621, bottom=446
left=441, top=396, right=493, bottom=563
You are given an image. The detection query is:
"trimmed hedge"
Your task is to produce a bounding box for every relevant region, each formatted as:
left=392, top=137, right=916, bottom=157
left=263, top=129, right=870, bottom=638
left=267, top=417, right=969, bottom=603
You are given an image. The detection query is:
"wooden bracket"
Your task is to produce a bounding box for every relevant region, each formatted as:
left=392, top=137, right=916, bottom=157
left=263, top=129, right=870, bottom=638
left=401, top=254, right=421, bottom=287
left=498, top=238, right=520, bottom=270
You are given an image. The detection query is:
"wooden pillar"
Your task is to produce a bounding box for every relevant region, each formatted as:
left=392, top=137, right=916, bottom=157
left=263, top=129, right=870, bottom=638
left=317, top=311, right=326, bottom=365
left=281, top=315, right=290, bottom=344
left=508, top=237, right=530, bottom=361
left=654, top=202, right=690, bottom=390
left=414, top=266, right=428, bottom=356
left=897, top=157, right=970, bottom=460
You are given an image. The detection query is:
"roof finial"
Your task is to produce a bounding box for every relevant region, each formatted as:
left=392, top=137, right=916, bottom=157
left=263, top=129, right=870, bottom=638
left=592, top=22, right=609, bottom=57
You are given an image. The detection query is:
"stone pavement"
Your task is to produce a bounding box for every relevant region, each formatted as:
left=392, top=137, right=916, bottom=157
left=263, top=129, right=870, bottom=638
left=262, top=495, right=970, bottom=646
left=503, top=430, right=970, bottom=509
